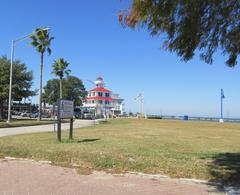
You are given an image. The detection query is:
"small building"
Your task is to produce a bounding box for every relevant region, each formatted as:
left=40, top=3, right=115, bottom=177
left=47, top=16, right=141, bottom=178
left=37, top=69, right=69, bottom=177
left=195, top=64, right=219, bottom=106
left=111, top=93, right=124, bottom=116
left=82, top=76, right=124, bottom=118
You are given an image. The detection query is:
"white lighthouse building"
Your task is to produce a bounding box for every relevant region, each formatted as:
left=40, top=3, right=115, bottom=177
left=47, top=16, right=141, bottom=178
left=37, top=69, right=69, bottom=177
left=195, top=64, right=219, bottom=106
left=82, top=76, right=124, bottom=118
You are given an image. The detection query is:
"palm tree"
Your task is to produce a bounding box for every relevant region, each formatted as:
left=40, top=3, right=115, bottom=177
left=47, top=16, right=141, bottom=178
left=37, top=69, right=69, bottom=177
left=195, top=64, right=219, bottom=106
left=30, top=27, right=54, bottom=121
left=52, top=58, right=71, bottom=99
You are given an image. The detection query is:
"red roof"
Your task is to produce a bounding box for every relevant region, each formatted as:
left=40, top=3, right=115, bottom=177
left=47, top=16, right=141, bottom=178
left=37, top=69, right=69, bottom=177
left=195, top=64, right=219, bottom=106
left=90, top=87, right=111, bottom=93
left=86, top=97, right=113, bottom=101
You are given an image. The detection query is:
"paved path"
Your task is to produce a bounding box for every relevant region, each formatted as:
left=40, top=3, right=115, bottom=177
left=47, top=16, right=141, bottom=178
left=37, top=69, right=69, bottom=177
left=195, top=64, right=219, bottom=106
left=0, top=159, right=224, bottom=195
left=0, top=119, right=95, bottom=137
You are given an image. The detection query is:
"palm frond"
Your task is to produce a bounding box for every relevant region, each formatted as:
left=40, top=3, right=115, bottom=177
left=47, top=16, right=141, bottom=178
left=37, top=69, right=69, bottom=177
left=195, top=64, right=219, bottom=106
left=38, top=45, right=44, bottom=53
left=51, top=58, right=71, bottom=79
left=65, top=69, right=71, bottom=76
left=30, top=41, right=39, bottom=47
left=30, top=27, right=54, bottom=55
left=47, top=47, right=52, bottom=55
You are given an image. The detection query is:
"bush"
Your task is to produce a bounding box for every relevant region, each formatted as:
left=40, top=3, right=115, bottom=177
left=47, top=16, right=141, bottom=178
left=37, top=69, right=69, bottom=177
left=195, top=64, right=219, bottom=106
left=147, top=115, right=162, bottom=119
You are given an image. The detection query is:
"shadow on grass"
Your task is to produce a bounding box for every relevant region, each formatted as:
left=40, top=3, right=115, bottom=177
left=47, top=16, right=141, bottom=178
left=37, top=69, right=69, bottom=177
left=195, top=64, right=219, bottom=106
left=60, top=138, right=101, bottom=144
left=99, top=120, right=109, bottom=124
left=77, top=138, right=100, bottom=143
left=208, top=153, right=240, bottom=186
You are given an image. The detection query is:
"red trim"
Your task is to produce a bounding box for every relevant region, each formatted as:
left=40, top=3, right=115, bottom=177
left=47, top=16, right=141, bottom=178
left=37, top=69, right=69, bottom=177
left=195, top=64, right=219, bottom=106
left=86, top=97, right=113, bottom=101
left=90, top=87, right=112, bottom=93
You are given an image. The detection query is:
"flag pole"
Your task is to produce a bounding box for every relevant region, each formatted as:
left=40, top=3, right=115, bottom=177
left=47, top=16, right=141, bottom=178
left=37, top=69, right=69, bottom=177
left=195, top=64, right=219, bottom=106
left=221, top=89, right=223, bottom=119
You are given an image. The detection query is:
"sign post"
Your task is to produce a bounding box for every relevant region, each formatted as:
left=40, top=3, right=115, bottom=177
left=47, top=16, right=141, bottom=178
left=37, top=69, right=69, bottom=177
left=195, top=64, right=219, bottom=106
left=57, top=99, right=74, bottom=142
left=57, top=100, right=62, bottom=142
left=69, top=118, right=73, bottom=140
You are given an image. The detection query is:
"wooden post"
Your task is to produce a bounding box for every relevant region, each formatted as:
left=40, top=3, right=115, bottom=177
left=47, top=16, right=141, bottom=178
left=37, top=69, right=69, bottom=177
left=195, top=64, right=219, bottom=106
left=69, top=118, right=73, bottom=140
left=57, top=99, right=61, bottom=142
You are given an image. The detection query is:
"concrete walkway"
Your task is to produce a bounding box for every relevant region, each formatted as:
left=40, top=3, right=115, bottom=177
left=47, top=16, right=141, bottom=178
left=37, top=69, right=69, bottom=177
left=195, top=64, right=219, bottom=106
left=0, top=119, right=95, bottom=137
left=0, top=159, right=225, bottom=195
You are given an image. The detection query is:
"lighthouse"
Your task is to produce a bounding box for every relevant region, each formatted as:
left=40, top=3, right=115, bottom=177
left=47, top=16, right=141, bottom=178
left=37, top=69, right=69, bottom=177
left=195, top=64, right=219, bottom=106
left=83, top=76, right=113, bottom=118
left=82, top=76, right=124, bottom=118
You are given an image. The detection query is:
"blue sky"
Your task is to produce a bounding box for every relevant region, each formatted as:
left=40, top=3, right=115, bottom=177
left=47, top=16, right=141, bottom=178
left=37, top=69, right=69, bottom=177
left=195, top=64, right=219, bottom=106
left=0, top=0, right=240, bottom=118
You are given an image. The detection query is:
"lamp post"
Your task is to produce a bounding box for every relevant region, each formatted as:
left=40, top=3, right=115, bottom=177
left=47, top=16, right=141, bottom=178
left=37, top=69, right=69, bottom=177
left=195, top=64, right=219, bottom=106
left=7, top=28, right=49, bottom=123
left=220, top=88, right=225, bottom=123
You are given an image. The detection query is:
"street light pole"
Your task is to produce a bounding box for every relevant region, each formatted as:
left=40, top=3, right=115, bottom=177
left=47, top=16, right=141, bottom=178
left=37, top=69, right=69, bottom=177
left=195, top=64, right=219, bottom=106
left=221, top=92, right=223, bottom=119
left=219, top=88, right=225, bottom=123
left=7, top=28, right=49, bottom=123
left=7, top=40, right=15, bottom=123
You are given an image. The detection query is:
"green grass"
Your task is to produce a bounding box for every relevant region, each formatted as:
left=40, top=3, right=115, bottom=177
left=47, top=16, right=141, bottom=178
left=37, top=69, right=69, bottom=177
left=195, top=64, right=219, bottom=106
left=0, top=118, right=240, bottom=184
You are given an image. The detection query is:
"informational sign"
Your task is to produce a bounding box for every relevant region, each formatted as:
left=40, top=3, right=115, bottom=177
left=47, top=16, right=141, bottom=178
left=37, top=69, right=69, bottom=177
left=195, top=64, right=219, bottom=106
left=60, top=100, right=74, bottom=119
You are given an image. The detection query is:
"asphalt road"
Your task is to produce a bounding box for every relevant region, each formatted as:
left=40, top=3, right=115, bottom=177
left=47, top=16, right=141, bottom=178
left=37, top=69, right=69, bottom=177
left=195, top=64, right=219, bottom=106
left=0, top=119, right=96, bottom=137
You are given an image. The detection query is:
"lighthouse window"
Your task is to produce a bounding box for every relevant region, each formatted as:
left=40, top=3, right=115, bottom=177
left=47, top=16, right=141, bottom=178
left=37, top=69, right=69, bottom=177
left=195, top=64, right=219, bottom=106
left=98, top=92, right=103, bottom=97
left=105, top=93, right=110, bottom=97
left=92, top=100, right=95, bottom=104
left=105, top=100, right=110, bottom=105
left=92, top=92, right=95, bottom=97
left=98, top=100, right=103, bottom=104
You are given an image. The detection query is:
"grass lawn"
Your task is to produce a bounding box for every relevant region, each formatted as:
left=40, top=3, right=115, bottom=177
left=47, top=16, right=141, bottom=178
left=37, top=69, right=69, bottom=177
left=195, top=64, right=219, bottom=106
left=0, top=119, right=239, bottom=184
left=0, top=119, right=56, bottom=128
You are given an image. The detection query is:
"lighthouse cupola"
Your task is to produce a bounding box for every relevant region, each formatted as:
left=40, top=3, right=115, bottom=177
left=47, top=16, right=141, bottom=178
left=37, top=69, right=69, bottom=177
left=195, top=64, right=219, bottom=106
left=94, top=76, right=105, bottom=88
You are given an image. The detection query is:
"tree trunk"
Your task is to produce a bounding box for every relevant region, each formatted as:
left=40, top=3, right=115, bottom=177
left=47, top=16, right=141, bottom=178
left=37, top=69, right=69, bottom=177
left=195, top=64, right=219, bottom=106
left=38, top=53, right=44, bottom=121
left=43, top=100, right=46, bottom=112
left=60, top=78, right=63, bottom=99
left=0, top=101, right=3, bottom=120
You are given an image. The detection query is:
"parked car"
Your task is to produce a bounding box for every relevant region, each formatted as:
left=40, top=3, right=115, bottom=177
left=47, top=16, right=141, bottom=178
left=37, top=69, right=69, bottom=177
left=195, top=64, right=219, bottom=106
left=12, top=110, right=19, bottom=116
left=21, top=111, right=31, bottom=117
left=84, top=113, right=94, bottom=120
left=30, top=112, right=38, bottom=118
left=30, top=112, right=51, bottom=118
left=74, top=111, right=81, bottom=119
left=16, top=111, right=22, bottom=116
left=42, top=112, right=51, bottom=118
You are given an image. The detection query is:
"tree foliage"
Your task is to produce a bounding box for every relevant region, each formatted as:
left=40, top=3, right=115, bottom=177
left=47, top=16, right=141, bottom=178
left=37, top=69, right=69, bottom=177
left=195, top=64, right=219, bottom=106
left=0, top=56, right=35, bottom=118
left=30, top=27, right=54, bottom=55
left=52, top=58, right=71, bottom=79
left=43, top=76, right=87, bottom=106
left=119, top=0, right=240, bottom=67
left=52, top=58, right=71, bottom=99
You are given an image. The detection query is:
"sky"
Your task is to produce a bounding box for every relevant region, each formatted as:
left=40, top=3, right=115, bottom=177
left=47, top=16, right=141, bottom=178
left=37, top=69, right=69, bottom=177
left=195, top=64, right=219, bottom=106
left=0, top=0, right=240, bottom=118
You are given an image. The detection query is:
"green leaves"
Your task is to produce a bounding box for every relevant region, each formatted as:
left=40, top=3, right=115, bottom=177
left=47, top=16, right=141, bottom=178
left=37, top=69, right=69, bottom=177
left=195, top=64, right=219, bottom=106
left=52, top=58, right=71, bottom=79
left=43, top=76, right=86, bottom=106
left=47, top=47, right=52, bottom=56
left=30, top=27, right=54, bottom=55
left=124, top=0, right=240, bottom=67
left=0, top=56, right=35, bottom=103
